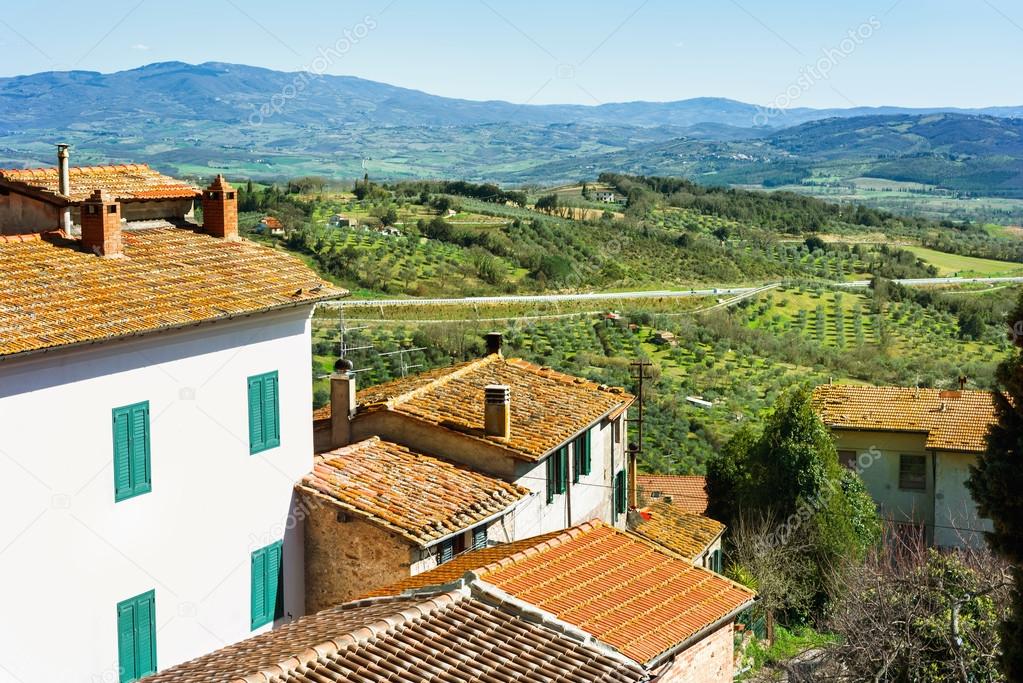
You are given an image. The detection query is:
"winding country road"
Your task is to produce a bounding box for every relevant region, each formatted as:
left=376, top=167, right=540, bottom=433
left=325, top=276, right=1023, bottom=308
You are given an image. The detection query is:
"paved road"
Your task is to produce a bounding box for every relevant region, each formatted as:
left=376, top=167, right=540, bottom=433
left=327, top=276, right=1023, bottom=308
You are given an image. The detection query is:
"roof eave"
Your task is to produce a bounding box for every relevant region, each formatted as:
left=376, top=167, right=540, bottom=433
left=0, top=292, right=346, bottom=363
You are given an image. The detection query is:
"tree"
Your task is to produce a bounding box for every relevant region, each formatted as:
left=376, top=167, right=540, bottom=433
left=535, top=193, right=559, bottom=214
left=706, top=387, right=880, bottom=616
left=826, top=532, right=1011, bottom=682
left=968, top=293, right=1023, bottom=679
left=804, top=235, right=827, bottom=253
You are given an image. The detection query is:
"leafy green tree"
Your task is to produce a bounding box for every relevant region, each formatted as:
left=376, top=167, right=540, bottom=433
left=707, top=387, right=880, bottom=615
left=535, top=193, right=559, bottom=214
left=968, top=294, right=1023, bottom=679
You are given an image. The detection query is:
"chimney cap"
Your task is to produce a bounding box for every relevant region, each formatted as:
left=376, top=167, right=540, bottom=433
left=485, top=332, right=503, bottom=355
left=206, top=174, right=234, bottom=191
left=333, top=358, right=355, bottom=375
left=56, top=143, right=70, bottom=152
left=85, top=189, right=115, bottom=204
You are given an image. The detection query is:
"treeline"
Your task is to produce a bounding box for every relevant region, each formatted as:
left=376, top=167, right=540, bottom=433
left=388, top=180, right=527, bottom=207
left=600, top=172, right=940, bottom=234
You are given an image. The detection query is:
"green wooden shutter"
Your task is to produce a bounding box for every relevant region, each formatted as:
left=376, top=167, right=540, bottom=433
left=248, top=376, right=265, bottom=454
left=266, top=540, right=282, bottom=623
left=251, top=541, right=283, bottom=629
left=472, top=525, right=487, bottom=550
left=250, top=547, right=267, bottom=629
left=117, top=590, right=155, bottom=682
left=614, top=470, right=627, bottom=516
left=262, top=372, right=280, bottom=449
left=249, top=372, right=280, bottom=454
left=134, top=592, right=156, bottom=677
left=582, top=430, right=592, bottom=475
left=556, top=447, right=568, bottom=494
left=114, top=402, right=150, bottom=502
left=439, top=539, right=455, bottom=563
left=572, top=441, right=581, bottom=484
left=117, top=601, right=137, bottom=682
left=129, top=404, right=151, bottom=498
left=113, top=408, right=132, bottom=500
left=546, top=455, right=556, bottom=504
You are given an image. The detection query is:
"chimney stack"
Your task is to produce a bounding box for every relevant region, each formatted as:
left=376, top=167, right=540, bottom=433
left=484, top=384, right=511, bottom=439
left=57, top=144, right=72, bottom=233
left=330, top=358, right=357, bottom=448
left=80, top=189, right=122, bottom=257
left=485, top=332, right=503, bottom=356
left=202, top=175, right=238, bottom=240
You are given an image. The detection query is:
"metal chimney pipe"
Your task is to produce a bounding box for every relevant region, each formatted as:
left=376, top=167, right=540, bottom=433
left=57, top=144, right=70, bottom=196
left=57, top=144, right=72, bottom=233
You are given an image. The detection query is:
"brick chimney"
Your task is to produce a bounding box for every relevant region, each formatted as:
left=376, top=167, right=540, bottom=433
left=484, top=384, right=511, bottom=439
left=57, top=144, right=72, bottom=233
left=485, top=332, right=503, bottom=356
left=330, top=358, right=357, bottom=448
left=80, top=189, right=122, bottom=257
left=202, top=175, right=238, bottom=240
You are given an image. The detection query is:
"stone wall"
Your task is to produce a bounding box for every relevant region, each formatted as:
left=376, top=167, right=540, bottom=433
left=303, top=497, right=414, bottom=613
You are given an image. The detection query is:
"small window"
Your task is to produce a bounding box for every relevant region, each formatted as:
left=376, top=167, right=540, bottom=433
left=251, top=541, right=283, bottom=630
left=248, top=371, right=280, bottom=454
left=107, top=205, right=117, bottom=214
left=438, top=534, right=465, bottom=564
left=838, top=450, right=857, bottom=470
left=117, top=590, right=156, bottom=682
left=899, top=455, right=927, bottom=491
left=113, top=401, right=151, bottom=502
left=472, top=525, right=488, bottom=551
left=613, top=470, right=628, bottom=516
left=546, top=447, right=569, bottom=504
left=573, top=430, right=592, bottom=483
left=227, top=192, right=236, bottom=200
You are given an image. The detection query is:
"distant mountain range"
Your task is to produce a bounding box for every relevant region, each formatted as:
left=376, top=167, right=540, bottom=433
left=0, top=61, right=1021, bottom=198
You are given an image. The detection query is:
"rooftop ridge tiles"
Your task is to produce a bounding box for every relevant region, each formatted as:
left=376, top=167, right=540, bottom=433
left=378, top=354, right=501, bottom=410
left=226, top=591, right=467, bottom=683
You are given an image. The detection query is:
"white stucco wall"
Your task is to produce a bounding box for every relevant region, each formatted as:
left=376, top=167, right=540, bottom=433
left=934, top=451, right=992, bottom=549
left=508, top=415, right=627, bottom=540
left=0, top=307, right=316, bottom=682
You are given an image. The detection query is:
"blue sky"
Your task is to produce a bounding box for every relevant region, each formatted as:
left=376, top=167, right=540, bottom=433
left=1, top=0, right=1020, bottom=108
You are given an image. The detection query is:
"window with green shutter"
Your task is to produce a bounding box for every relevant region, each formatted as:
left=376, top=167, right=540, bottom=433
left=556, top=446, right=568, bottom=494
left=117, top=589, right=156, bottom=682
left=573, top=430, right=592, bottom=483
left=113, top=401, right=151, bottom=502
left=613, top=469, right=627, bottom=516
left=546, top=454, right=556, bottom=505
left=472, top=525, right=488, bottom=550
left=251, top=541, right=283, bottom=630
left=248, top=371, right=280, bottom=455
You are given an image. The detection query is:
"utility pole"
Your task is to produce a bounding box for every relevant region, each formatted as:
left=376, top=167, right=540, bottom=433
left=627, top=360, right=651, bottom=508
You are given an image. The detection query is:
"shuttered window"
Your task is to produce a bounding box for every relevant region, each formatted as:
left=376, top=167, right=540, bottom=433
left=613, top=469, right=628, bottom=516
left=117, top=590, right=156, bottom=682
left=248, top=371, right=280, bottom=454
left=573, top=430, right=592, bottom=483
left=113, top=401, right=151, bottom=502
left=251, top=541, right=283, bottom=630
left=472, top=525, right=488, bottom=550
left=547, top=446, right=569, bottom=503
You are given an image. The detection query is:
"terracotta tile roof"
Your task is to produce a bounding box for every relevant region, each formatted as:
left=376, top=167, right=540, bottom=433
left=143, top=591, right=649, bottom=683
left=636, top=475, right=709, bottom=514
left=260, top=216, right=284, bottom=229
left=812, top=384, right=998, bottom=453
left=0, top=228, right=345, bottom=358
left=296, top=437, right=529, bottom=547
left=0, top=164, right=200, bottom=203
left=360, top=531, right=568, bottom=598
left=369, top=521, right=756, bottom=665
left=320, top=354, right=633, bottom=461
left=630, top=501, right=724, bottom=561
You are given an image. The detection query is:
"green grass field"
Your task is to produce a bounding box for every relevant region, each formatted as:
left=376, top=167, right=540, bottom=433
left=903, top=246, right=1023, bottom=277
